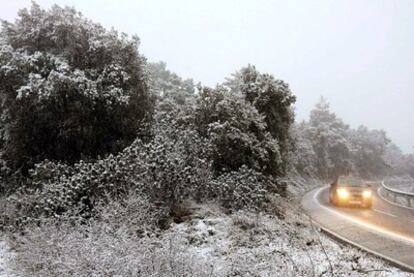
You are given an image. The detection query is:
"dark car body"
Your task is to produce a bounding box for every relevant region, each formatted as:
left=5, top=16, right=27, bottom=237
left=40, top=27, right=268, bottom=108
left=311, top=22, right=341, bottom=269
left=329, top=176, right=373, bottom=208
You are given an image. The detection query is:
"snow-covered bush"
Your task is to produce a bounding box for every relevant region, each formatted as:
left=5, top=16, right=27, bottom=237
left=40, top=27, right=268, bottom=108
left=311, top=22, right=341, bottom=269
left=6, top=193, right=170, bottom=277
left=0, top=3, right=153, bottom=172
left=211, top=166, right=282, bottom=211
left=0, top=157, right=17, bottom=195
left=2, top=112, right=213, bottom=228
left=2, top=102, right=288, bottom=228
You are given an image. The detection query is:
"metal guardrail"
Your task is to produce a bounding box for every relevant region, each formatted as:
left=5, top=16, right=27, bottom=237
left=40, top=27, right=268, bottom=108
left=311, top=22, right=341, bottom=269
left=380, top=180, right=414, bottom=208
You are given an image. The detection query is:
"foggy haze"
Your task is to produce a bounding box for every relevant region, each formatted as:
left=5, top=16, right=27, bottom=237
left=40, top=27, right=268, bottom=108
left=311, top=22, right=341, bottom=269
left=2, top=0, right=413, bottom=153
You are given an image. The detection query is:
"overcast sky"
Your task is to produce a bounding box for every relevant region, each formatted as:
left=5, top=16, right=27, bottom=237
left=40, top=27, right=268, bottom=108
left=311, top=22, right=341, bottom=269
left=1, top=0, right=413, bottom=153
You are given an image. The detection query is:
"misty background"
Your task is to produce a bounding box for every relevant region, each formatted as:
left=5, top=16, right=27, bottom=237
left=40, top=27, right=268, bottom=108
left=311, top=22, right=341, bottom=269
left=2, top=0, right=413, bottom=153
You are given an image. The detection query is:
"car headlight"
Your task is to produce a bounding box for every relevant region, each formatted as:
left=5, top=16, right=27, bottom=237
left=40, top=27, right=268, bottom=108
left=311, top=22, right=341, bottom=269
left=362, top=190, right=372, bottom=198
left=337, top=188, right=349, bottom=198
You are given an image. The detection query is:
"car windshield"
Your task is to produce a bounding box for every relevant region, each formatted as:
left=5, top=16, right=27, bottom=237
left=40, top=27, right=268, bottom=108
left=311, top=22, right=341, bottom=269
left=338, top=177, right=364, bottom=187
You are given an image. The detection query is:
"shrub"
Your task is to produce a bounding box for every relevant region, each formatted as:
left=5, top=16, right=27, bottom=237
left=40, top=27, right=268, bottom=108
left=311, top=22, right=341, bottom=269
left=2, top=114, right=212, bottom=228
left=210, top=166, right=283, bottom=211
left=2, top=108, right=287, bottom=228
left=7, top=193, right=177, bottom=277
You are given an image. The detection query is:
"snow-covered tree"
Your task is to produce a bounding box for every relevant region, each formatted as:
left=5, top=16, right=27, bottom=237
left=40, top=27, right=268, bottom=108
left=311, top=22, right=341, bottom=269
left=0, top=3, right=153, bottom=172
left=148, top=61, right=194, bottom=98
left=225, top=65, right=296, bottom=175
left=289, top=122, right=318, bottom=176
left=384, top=144, right=414, bottom=178
left=194, top=86, right=282, bottom=176
left=307, top=97, right=352, bottom=179
left=407, top=154, right=414, bottom=178
left=148, top=61, right=195, bottom=115
left=349, top=126, right=389, bottom=178
left=291, top=97, right=396, bottom=179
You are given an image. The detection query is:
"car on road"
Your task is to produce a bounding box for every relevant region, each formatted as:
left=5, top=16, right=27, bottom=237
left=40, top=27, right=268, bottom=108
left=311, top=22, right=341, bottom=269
left=329, top=176, right=373, bottom=208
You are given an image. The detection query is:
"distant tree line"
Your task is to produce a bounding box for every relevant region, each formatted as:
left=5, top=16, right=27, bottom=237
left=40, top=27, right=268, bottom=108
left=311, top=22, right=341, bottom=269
left=290, top=97, right=414, bottom=180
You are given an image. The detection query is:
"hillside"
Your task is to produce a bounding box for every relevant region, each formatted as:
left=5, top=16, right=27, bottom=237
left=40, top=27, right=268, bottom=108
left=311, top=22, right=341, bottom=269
left=0, top=3, right=413, bottom=276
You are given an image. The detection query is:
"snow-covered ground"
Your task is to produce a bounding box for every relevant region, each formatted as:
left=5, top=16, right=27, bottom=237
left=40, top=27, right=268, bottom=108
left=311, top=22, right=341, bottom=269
left=153, top=200, right=409, bottom=276
left=3, top=204, right=411, bottom=276
left=0, top=240, right=16, bottom=277
left=2, top=178, right=412, bottom=276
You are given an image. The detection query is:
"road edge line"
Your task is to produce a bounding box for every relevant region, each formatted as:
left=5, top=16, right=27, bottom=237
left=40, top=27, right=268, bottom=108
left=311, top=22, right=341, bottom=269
left=311, top=219, right=414, bottom=274
left=372, top=208, right=397, bottom=218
